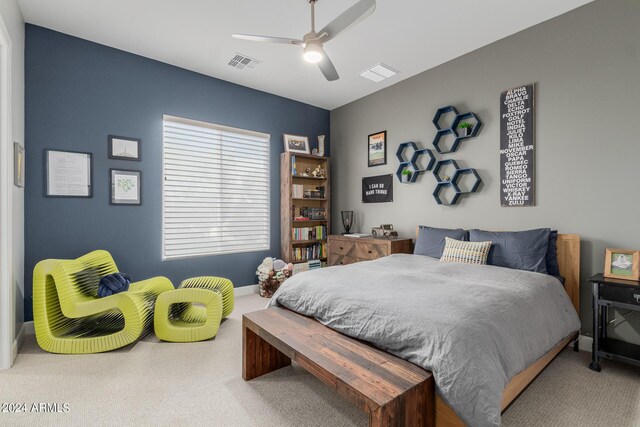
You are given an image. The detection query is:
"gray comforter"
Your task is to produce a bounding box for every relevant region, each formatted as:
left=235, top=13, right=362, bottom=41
left=269, top=254, right=580, bottom=427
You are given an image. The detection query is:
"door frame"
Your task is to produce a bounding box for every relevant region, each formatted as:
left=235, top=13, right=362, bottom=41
left=0, top=13, right=14, bottom=370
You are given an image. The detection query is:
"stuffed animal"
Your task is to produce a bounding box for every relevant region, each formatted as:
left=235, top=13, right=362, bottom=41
left=256, top=257, right=293, bottom=298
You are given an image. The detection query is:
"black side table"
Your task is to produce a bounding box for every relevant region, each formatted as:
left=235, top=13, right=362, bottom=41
left=588, top=273, right=640, bottom=371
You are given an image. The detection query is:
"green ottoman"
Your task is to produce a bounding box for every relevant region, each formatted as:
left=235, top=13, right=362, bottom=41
left=154, top=277, right=234, bottom=343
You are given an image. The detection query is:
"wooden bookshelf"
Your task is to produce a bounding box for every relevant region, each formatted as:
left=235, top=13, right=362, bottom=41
left=281, top=152, right=330, bottom=264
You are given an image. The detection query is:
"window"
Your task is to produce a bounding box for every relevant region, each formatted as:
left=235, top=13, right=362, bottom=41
left=162, top=115, right=270, bottom=259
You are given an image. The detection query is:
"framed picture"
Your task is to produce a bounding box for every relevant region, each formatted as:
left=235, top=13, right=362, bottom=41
left=110, top=169, right=141, bottom=205
left=368, top=131, right=387, bottom=167
left=14, top=142, right=24, bottom=188
left=283, top=134, right=310, bottom=154
left=109, top=135, right=141, bottom=161
left=604, top=248, right=639, bottom=280
left=45, top=149, right=92, bottom=198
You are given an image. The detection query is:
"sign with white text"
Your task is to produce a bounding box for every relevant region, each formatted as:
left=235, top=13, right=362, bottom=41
left=362, top=174, right=393, bottom=203
left=500, top=83, right=535, bottom=206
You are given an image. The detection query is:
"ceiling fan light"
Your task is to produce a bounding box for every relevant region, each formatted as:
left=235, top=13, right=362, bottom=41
left=303, top=43, right=323, bottom=63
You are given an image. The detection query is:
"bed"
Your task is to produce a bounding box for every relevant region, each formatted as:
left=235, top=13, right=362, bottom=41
left=243, top=233, right=581, bottom=426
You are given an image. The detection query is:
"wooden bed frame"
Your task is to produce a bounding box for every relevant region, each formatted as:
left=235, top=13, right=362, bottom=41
left=243, top=234, right=581, bottom=426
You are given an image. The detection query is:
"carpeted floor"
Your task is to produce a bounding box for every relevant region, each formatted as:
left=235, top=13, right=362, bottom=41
left=1, top=294, right=639, bottom=426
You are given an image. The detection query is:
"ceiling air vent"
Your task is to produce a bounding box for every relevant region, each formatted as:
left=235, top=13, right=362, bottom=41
left=228, top=53, right=262, bottom=71
left=360, top=63, right=399, bottom=82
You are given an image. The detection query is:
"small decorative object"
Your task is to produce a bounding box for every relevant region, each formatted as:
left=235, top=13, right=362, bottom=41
left=371, top=224, right=398, bottom=238
left=256, top=257, right=293, bottom=297
left=109, top=135, right=141, bottom=161
left=311, top=165, right=325, bottom=178
left=317, top=135, right=325, bottom=156
left=303, top=167, right=311, bottom=176
left=283, top=133, right=310, bottom=154
left=341, top=211, right=354, bottom=234
left=604, top=249, right=640, bottom=280
left=110, top=169, right=141, bottom=205
left=401, top=168, right=412, bottom=183
left=45, top=149, right=92, bottom=198
left=362, top=174, right=393, bottom=203
left=457, top=121, right=473, bottom=136
left=368, top=131, right=387, bottom=167
left=13, top=142, right=24, bottom=188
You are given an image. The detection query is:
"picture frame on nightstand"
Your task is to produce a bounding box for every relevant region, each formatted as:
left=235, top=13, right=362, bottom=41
left=604, top=248, right=639, bottom=281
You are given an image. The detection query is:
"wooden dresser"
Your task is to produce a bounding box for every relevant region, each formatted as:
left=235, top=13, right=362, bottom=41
left=327, top=235, right=413, bottom=266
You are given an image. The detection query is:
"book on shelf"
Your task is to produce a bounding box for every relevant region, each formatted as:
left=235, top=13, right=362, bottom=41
left=291, top=242, right=326, bottom=262
left=292, top=184, right=304, bottom=198
left=292, top=225, right=327, bottom=241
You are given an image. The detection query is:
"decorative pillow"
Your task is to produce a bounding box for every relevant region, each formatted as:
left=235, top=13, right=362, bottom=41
left=469, top=228, right=551, bottom=274
left=546, top=230, right=561, bottom=277
left=414, top=226, right=469, bottom=259
left=98, top=272, right=132, bottom=298
left=440, top=237, right=492, bottom=265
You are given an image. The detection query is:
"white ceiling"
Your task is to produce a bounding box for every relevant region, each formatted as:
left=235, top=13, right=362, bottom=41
left=18, top=0, right=592, bottom=110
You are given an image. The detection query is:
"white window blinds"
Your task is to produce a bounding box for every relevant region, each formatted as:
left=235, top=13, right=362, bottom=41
left=162, top=115, right=270, bottom=260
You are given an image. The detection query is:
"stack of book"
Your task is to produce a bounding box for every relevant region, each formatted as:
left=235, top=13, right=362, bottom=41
left=292, top=225, right=327, bottom=241
left=292, top=184, right=304, bottom=198
left=292, top=242, right=326, bottom=262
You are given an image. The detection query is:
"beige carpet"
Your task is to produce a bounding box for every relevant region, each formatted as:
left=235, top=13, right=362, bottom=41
left=1, top=294, right=638, bottom=426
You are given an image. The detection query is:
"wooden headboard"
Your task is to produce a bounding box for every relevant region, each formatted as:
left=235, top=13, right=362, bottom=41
left=414, top=228, right=581, bottom=315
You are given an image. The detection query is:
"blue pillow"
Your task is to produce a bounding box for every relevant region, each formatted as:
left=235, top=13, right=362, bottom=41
left=414, top=226, right=469, bottom=259
left=469, top=229, right=550, bottom=273
left=546, top=230, right=561, bottom=277
left=98, top=272, right=132, bottom=298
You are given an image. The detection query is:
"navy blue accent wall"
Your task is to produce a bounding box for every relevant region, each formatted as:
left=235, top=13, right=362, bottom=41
left=24, top=25, right=330, bottom=321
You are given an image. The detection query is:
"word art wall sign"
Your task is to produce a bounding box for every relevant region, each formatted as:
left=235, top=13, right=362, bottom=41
left=500, top=83, right=535, bottom=207
left=362, top=174, right=393, bottom=203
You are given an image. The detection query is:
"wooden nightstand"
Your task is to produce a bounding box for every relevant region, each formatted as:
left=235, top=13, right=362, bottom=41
left=589, top=273, right=640, bottom=372
left=327, top=235, right=413, bottom=266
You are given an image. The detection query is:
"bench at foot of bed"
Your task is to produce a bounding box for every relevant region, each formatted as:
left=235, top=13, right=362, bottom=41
left=242, top=307, right=435, bottom=427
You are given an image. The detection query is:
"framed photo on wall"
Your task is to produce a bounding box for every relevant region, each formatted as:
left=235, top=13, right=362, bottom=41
left=109, top=135, right=141, bottom=161
left=368, top=131, right=387, bottom=167
left=604, top=248, right=639, bottom=280
left=283, top=134, right=310, bottom=154
left=110, top=169, right=141, bottom=205
left=45, top=149, right=92, bottom=198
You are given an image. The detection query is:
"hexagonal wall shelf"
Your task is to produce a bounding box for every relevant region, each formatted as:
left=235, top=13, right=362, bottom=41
left=396, top=141, right=435, bottom=184
left=452, top=168, right=482, bottom=193
left=432, top=105, right=459, bottom=131
left=432, top=159, right=459, bottom=183
left=431, top=106, right=483, bottom=154
left=433, top=181, right=462, bottom=206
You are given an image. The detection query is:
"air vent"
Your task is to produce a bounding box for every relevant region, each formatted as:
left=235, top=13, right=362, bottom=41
left=228, top=53, right=262, bottom=70
left=360, top=63, right=399, bottom=82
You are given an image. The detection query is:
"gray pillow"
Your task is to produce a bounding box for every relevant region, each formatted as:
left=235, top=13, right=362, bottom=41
left=414, top=226, right=469, bottom=259
left=469, top=228, right=551, bottom=273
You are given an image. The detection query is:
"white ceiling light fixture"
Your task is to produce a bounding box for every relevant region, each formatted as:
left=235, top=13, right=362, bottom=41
left=232, top=0, right=376, bottom=81
left=360, top=63, right=399, bottom=82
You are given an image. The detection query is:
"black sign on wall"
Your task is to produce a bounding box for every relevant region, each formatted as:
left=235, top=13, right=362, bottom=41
left=362, top=174, right=393, bottom=203
left=500, top=83, right=535, bottom=207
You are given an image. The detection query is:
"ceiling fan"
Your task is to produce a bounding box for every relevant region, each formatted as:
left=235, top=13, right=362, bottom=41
left=232, top=0, right=376, bottom=81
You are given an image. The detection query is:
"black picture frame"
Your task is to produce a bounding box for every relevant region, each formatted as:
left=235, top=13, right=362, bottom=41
left=110, top=169, right=142, bottom=205
left=44, top=149, right=93, bottom=198
left=368, top=131, right=387, bottom=167
left=108, top=135, right=141, bottom=161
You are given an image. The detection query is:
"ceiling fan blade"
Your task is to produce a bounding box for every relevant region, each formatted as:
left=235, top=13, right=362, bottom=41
left=318, top=50, right=339, bottom=81
left=232, top=34, right=304, bottom=45
left=318, top=0, right=376, bottom=43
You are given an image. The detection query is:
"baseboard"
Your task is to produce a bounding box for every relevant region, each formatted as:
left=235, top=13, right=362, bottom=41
left=235, top=284, right=259, bottom=297
left=10, top=322, right=27, bottom=365
left=578, top=334, right=592, bottom=353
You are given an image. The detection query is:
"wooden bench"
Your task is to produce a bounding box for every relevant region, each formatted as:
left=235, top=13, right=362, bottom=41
left=242, top=307, right=435, bottom=427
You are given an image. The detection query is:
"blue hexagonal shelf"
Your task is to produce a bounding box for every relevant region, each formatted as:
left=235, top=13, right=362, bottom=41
left=411, top=148, right=435, bottom=172
left=396, top=142, right=434, bottom=184
left=432, top=105, right=459, bottom=131
left=433, top=159, right=459, bottom=183
left=452, top=168, right=482, bottom=193
left=451, top=112, right=482, bottom=140
left=433, top=181, right=462, bottom=206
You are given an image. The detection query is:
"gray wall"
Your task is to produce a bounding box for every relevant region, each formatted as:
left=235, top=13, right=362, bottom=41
left=24, top=25, right=329, bottom=321
left=330, top=0, right=640, bottom=343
